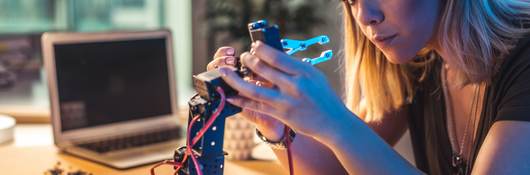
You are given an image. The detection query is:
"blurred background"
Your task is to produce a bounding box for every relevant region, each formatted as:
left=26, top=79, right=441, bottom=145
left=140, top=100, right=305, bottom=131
left=0, top=0, right=414, bottom=166
left=0, top=0, right=344, bottom=116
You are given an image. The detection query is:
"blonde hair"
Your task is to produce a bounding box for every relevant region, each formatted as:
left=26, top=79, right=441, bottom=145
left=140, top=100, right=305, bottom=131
left=344, top=0, right=530, bottom=121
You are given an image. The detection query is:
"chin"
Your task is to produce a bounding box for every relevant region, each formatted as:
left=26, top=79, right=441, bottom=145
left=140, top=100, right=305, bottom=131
left=381, top=50, right=416, bottom=65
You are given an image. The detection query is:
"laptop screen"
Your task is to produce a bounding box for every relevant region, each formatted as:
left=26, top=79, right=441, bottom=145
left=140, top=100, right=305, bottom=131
left=53, top=38, right=172, bottom=131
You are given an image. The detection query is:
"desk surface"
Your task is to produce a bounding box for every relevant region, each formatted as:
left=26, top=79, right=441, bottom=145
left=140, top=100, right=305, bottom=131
left=0, top=124, right=287, bottom=175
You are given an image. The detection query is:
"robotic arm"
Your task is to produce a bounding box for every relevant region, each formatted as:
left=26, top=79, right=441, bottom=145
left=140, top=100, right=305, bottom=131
left=158, top=19, right=333, bottom=175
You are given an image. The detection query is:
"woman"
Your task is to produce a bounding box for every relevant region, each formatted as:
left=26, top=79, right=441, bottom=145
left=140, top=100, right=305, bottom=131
left=207, top=0, right=530, bottom=174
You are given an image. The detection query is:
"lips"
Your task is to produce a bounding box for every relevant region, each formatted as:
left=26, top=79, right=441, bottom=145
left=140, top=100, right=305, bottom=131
left=373, top=34, right=397, bottom=43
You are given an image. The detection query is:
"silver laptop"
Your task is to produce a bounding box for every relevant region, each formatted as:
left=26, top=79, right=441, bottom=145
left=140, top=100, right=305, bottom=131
left=42, top=30, right=183, bottom=169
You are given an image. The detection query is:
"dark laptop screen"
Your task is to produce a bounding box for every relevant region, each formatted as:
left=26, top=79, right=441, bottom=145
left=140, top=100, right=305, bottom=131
left=53, top=38, right=172, bottom=131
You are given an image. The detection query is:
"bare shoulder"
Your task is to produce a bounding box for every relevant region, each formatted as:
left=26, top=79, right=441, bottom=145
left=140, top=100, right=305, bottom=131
left=472, top=121, right=530, bottom=175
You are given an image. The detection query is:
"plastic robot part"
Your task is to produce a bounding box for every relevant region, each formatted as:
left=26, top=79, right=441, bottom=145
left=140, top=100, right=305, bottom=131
left=282, top=35, right=330, bottom=55
left=302, top=50, right=333, bottom=66
left=248, top=20, right=268, bottom=30
left=281, top=35, right=332, bottom=65
left=251, top=20, right=333, bottom=66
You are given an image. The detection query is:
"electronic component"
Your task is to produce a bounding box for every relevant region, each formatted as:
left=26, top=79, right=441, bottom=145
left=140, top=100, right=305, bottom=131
left=151, top=19, right=333, bottom=175
left=248, top=20, right=284, bottom=50
left=44, top=161, right=92, bottom=175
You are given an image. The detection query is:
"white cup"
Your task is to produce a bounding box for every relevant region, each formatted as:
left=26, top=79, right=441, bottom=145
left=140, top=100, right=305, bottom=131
left=0, top=114, right=15, bottom=144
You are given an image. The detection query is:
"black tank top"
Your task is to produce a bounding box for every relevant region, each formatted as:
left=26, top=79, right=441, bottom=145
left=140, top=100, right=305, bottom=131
left=408, top=37, right=530, bottom=175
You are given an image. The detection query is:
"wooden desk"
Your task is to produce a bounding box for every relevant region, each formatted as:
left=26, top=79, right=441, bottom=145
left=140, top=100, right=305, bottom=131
left=0, top=124, right=287, bottom=175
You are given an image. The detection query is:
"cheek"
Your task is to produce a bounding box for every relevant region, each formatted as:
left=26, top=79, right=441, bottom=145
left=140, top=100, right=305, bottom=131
left=383, top=0, right=440, bottom=64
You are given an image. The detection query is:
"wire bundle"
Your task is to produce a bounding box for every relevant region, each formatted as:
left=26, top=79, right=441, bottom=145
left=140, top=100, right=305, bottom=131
left=151, top=87, right=226, bottom=175
left=150, top=86, right=295, bottom=175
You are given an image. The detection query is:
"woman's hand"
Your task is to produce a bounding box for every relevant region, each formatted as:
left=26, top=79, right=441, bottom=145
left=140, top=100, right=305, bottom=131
left=207, top=46, right=285, bottom=141
left=218, top=41, right=353, bottom=140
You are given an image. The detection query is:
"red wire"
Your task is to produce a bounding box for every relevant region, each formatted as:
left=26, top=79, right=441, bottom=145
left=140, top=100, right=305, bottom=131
left=150, top=160, right=180, bottom=175
left=285, top=126, right=295, bottom=175
left=188, top=87, right=226, bottom=175
left=192, top=87, right=226, bottom=146
left=151, top=87, right=227, bottom=175
left=186, top=115, right=202, bottom=175
left=190, top=150, right=202, bottom=175
left=166, top=115, right=200, bottom=174
left=185, top=87, right=227, bottom=175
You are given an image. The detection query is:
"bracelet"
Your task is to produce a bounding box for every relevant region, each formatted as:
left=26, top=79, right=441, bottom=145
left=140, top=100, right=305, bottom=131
left=255, top=126, right=296, bottom=150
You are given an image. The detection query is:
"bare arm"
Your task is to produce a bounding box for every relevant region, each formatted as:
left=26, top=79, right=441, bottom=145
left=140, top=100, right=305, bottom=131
left=357, top=100, right=409, bottom=146
left=214, top=44, right=410, bottom=174
left=315, top=111, right=530, bottom=175
left=471, top=121, right=530, bottom=174
left=272, top=134, right=348, bottom=175
left=314, top=110, right=422, bottom=175
left=262, top=104, right=408, bottom=174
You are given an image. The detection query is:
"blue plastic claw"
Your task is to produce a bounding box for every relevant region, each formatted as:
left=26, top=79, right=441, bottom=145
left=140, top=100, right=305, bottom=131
left=282, top=35, right=330, bottom=56
left=281, top=35, right=333, bottom=65
left=302, top=50, right=333, bottom=65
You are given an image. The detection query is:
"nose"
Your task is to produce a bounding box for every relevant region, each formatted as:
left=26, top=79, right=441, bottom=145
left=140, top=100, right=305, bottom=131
left=356, top=2, right=384, bottom=26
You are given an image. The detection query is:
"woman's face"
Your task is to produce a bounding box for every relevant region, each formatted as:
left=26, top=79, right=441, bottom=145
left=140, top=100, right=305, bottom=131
left=347, top=0, right=441, bottom=64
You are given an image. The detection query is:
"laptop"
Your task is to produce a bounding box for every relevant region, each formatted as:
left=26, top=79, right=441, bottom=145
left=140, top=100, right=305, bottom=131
left=42, top=30, right=183, bottom=169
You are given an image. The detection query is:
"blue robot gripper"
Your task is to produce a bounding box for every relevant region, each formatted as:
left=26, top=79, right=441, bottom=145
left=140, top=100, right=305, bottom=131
left=281, top=35, right=333, bottom=65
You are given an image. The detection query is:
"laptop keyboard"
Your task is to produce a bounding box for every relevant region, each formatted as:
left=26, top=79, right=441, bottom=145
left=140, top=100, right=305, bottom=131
left=79, top=128, right=181, bottom=153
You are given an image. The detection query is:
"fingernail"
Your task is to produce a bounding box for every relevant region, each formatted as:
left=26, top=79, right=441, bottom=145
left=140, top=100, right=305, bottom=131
left=226, top=57, right=235, bottom=65
left=226, top=98, right=235, bottom=103
left=251, top=42, right=257, bottom=48
left=226, top=48, right=235, bottom=55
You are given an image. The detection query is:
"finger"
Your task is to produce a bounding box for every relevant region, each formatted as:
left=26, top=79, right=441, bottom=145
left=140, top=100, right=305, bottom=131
left=218, top=67, right=282, bottom=105
left=251, top=41, right=310, bottom=75
left=207, top=56, right=237, bottom=71
left=226, top=96, right=280, bottom=118
left=241, top=52, right=296, bottom=90
left=213, top=46, right=235, bottom=59
left=245, top=79, right=275, bottom=89
left=227, top=97, right=291, bottom=125
left=238, top=108, right=267, bottom=124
